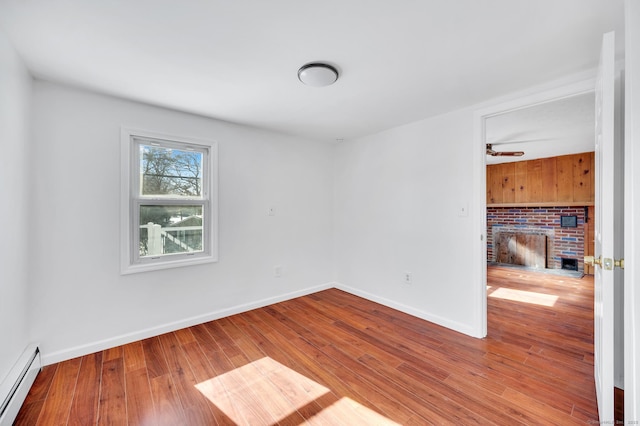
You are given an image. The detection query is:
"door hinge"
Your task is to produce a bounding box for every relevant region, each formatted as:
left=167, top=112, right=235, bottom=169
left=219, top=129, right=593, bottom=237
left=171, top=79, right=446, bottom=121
left=603, top=258, right=614, bottom=270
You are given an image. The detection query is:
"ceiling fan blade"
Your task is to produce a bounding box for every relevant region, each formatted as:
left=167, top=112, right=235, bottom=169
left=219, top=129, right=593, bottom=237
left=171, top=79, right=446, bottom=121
left=492, top=151, right=525, bottom=156
left=486, top=144, right=524, bottom=157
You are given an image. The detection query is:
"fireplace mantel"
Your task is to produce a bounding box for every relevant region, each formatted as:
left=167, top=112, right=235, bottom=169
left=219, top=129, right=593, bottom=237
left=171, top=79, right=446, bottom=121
left=488, top=201, right=594, bottom=208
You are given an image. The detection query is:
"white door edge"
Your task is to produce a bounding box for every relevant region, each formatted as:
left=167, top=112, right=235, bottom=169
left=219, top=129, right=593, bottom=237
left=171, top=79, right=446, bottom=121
left=624, top=0, right=640, bottom=420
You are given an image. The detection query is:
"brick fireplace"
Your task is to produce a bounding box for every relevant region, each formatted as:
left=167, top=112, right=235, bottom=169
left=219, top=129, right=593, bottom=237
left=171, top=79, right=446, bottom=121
left=487, top=207, right=587, bottom=273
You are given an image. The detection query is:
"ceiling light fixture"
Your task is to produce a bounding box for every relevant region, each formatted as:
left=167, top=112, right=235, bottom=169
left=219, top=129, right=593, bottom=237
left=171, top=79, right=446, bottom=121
left=298, top=63, right=339, bottom=87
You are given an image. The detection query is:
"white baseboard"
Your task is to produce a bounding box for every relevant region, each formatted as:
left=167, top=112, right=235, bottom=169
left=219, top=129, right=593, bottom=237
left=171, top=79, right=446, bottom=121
left=334, top=283, right=478, bottom=338
left=41, top=282, right=335, bottom=366
left=42, top=281, right=478, bottom=366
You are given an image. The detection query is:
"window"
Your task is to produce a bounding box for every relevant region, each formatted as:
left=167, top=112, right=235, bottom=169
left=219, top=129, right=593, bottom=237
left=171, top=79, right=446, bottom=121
left=121, top=128, right=218, bottom=274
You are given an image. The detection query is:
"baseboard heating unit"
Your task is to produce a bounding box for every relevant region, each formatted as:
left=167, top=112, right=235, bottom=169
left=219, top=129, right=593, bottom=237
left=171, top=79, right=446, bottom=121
left=0, top=344, right=41, bottom=426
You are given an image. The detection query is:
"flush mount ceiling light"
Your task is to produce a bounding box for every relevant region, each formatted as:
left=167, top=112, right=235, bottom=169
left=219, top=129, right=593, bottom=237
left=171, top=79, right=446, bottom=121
left=298, top=63, right=339, bottom=87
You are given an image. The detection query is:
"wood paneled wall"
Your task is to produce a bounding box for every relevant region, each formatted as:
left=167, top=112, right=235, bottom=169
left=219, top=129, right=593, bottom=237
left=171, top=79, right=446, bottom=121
left=487, top=152, right=595, bottom=206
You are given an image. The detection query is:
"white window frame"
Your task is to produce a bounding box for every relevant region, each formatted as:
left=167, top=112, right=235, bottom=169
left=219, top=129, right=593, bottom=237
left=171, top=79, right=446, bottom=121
left=120, top=127, right=218, bottom=274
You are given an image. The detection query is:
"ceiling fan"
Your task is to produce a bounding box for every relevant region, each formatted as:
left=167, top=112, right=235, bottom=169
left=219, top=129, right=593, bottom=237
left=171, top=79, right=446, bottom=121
left=486, top=143, right=524, bottom=157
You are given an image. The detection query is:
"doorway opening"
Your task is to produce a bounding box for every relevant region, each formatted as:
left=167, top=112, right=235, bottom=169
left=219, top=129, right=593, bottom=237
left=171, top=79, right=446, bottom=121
left=471, top=78, right=596, bottom=338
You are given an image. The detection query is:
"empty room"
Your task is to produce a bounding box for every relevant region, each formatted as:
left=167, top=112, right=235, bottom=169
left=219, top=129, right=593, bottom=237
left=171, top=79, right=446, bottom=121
left=1, top=1, right=639, bottom=425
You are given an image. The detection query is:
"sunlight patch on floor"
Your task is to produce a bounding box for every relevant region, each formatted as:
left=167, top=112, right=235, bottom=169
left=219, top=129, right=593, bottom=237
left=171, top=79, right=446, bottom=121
left=308, top=397, right=401, bottom=425
left=196, top=357, right=329, bottom=424
left=196, top=356, right=398, bottom=425
left=489, top=287, right=559, bottom=307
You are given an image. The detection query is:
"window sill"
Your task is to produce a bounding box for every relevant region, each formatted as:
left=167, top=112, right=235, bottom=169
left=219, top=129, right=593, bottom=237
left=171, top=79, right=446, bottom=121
left=121, top=254, right=217, bottom=275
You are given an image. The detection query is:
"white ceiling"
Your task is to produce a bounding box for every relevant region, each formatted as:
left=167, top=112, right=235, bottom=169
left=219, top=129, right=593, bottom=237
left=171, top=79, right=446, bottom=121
left=0, top=0, right=624, bottom=142
left=485, top=92, right=596, bottom=164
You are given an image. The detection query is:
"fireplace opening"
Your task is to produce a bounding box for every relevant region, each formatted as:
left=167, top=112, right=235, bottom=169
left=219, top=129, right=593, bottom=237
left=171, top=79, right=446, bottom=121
left=561, top=258, right=578, bottom=271
left=494, top=232, right=547, bottom=269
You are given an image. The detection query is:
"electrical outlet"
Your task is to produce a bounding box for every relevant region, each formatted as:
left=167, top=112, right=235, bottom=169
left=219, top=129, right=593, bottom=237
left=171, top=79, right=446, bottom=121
left=404, top=271, right=412, bottom=285
left=274, top=265, right=282, bottom=278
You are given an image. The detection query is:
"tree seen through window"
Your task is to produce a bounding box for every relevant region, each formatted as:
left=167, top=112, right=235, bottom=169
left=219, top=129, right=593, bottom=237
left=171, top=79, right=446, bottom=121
left=141, top=145, right=202, bottom=197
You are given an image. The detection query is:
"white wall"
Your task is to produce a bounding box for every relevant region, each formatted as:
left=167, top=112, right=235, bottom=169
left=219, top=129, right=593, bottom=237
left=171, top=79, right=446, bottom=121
left=332, top=108, right=478, bottom=335
left=30, top=82, right=334, bottom=364
left=0, top=29, right=33, bottom=384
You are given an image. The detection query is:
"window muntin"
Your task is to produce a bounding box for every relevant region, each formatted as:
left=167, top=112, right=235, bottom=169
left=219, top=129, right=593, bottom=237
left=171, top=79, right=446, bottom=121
left=121, top=128, right=217, bottom=274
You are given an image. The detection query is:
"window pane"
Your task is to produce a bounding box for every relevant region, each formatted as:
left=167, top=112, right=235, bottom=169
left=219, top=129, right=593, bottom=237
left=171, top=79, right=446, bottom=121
left=140, top=145, right=203, bottom=197
left=139, top=205, right=204, bottom=257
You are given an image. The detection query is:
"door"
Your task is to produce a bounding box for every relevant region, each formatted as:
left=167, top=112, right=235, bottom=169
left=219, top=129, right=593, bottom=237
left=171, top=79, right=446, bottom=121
left=591, top=30, right=617, bottom=423
left=624, top=0, right=640, bottom=419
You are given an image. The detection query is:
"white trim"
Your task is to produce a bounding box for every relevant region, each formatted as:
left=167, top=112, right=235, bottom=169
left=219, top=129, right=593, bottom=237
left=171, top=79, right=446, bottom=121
left=473, top=78, right=595, bottom=120
left=471, top=106, right=488, bottom=338
left=473, top=69, right=597, bottom=113
left=120, top=127, right=219, bottom=274
left=40, top=280, right=481, bottom=366
left=40, top=282, right=335, bottom=366
left=334, top=283, right=478, bottom=337
left=471, top=78, right=596, bottom=338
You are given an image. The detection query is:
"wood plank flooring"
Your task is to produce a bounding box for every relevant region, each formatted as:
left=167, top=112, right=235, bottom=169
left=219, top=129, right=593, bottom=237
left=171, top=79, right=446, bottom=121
left=15, top=266, right=598, bottom=425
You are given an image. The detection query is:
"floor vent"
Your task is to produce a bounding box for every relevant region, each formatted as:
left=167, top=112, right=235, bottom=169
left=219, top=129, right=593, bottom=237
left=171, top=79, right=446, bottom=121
left=0, top=344, right=41, bottom=426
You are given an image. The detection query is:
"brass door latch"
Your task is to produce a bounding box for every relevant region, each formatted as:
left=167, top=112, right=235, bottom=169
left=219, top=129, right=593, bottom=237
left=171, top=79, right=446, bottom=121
left=584, top=255, right=601, bottom=267
left=584, top=255, right=624, bottom=270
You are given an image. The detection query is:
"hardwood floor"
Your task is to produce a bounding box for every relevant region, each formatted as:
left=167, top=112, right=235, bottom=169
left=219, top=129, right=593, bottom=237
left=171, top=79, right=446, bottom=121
left=15, top=266, right=598, bottom=425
